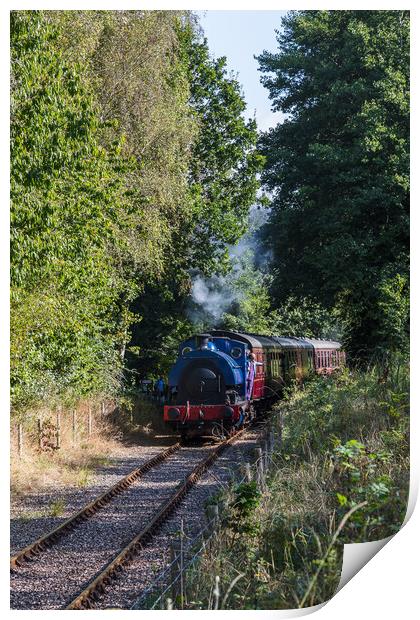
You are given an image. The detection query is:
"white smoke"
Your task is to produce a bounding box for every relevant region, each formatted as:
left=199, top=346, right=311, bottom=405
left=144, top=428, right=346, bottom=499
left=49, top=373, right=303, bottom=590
left=187, top=206, right=272, bottom=326
left=189, top=274, right=240, bottom=323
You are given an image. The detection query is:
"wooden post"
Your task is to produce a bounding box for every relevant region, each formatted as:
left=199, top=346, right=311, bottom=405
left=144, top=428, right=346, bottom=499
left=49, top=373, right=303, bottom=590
left=18, top=424, right=23, bottom=459
left=88, top=407, right=92, bottom=437
left=244, top=462, right=252, bottom=482
left=213, top=575, right=220, bottom=610
left=180, top=517, right=184, bottom=609
left=255, top=447, right=264, bottom=489
left=263, top=439, right=269, bottom=471
left=206, top=504, right=219, bottom=529
left=56, top=409, right=61, bottom=450
left=269, top=430, right=274, bottom=454
left=277, top=410, right=283, bottom=448
left=37, top=418, right=43, bottom=450
left=169, top=543, right=178, bottom=603
left=72, top=409, right=77, bottom=446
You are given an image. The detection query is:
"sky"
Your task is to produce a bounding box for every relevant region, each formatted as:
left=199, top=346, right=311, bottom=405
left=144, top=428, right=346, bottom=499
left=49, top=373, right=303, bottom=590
left=198, top=10, right=287, bottom=131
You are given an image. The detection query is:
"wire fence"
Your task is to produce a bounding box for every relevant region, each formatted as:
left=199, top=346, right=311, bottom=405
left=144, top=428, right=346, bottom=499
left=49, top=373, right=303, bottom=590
left=131, top=515, right=220, bottom=610
left=12, top=400, right=119, bottom=458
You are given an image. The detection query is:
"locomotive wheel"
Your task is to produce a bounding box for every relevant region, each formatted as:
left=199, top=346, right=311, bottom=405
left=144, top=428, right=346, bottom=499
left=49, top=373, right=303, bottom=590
left=180, top=430, right=190, bottom=443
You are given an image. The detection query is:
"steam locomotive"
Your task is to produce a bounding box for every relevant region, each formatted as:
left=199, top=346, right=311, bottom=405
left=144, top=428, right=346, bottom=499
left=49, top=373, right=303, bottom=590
left=163, top=331, right=345, bottom=439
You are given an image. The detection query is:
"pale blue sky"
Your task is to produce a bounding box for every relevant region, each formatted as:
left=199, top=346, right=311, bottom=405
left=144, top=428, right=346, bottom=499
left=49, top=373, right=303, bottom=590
left=198, top=10, right=287, bottom=131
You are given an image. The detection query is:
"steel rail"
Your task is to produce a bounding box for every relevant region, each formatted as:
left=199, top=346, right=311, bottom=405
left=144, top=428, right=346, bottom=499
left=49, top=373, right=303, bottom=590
left=10, top=442, right=181, bottom=571
left=65, top=430, right=245, bottom=610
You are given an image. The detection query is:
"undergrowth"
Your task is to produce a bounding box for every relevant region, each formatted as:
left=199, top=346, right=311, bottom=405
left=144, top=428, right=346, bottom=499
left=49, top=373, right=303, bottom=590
left=183, top=362, right=409, bottom=610
left=10, top=394, right=171, bottom=498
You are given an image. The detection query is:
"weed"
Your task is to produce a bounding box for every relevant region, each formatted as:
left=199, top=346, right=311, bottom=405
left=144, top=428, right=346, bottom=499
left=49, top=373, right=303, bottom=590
left=77, top=468, right=90, bottom=488
left=181, top=363, right=409, bottom=610
left=49, top=499, right=66, bottom=517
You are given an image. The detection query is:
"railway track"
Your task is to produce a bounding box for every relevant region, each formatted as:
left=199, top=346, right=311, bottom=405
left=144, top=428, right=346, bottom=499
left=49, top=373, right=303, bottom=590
left=10, top=442, right=181, bottom=571
left=11, top=427, right=257, bottom=610
left=65, top=430, right=244, bottom=609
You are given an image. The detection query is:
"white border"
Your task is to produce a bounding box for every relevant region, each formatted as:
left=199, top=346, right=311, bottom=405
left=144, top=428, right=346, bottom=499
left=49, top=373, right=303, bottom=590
left=2, top=2, right=418, bottom=618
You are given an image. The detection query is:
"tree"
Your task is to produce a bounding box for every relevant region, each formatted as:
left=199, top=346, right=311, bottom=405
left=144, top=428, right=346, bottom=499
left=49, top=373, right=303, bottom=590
left=257, top=10, right=409, bottom=359
left=10, top=11, right=202, bottom=410
left=180, top=23, right=264, bottom=275
left=127, top=21, right=263, bottom=375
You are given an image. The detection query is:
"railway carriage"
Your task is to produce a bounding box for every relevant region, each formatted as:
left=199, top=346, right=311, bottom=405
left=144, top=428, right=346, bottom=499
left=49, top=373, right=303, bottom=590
left=163, top=331, right=345, bottom=438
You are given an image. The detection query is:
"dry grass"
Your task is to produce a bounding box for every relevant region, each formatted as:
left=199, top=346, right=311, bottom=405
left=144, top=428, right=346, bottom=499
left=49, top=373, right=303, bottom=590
left=10, top=403, right=121, bottom=498
left=10, top=395, right=173, bottom=499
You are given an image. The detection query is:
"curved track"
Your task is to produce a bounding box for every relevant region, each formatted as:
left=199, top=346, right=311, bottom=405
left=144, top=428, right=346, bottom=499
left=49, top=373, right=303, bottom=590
left=10, top=430, right=252, bottom=610
left=66, top=431, right=243, bottom=609
left=10, top=442, right=181, bottom=571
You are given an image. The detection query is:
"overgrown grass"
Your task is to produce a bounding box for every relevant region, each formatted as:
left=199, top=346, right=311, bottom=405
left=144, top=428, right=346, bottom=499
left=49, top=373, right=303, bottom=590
left=10, top=394, right=173, bottom=499
left=10, top=404, right=121, bottom=498
left=183, top=363, right=409, bottom=610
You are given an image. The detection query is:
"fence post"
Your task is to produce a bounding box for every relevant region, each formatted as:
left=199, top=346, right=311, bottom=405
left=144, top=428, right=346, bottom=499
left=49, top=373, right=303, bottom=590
left=56, top=409, right=61, bottom=450
left=269, top=429, right=275, bottom=456
left=255, top=447, right=264, bottom=490
left=18, top=424, right=23, bottom=459
left=37, top=418, right=43, bottom=450
left=206, top=504, right=219, bottom=530
left=213, top=575, right=220, bottom=610
left=263, top=438, right=270, bottom=472
left=244, top=462, right=252, bottom=482
left=180, top=517, right=184, bottom=609
left=72, top=409, right=77, bottom=446
left=88, top=407, right=92, bottom=438
left=169, top=543, right=179, bottom=604
left=277, top=410, right=283, bottom=448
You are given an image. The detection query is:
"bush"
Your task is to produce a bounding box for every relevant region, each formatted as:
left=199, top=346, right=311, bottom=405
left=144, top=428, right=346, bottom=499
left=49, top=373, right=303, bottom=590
left=182, top=362, right=409, bottom=609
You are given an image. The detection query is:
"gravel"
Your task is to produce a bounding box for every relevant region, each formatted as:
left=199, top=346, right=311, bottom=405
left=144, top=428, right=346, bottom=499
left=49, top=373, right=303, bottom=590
left=96, top=430, right=260, bottom=610
left=10, top=440, right=173, bottom=555
left=10, top=430, right=263, bottom=610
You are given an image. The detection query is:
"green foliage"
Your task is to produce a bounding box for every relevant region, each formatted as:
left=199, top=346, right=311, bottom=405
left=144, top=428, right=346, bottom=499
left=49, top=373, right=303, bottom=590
left=182, top=364, right=409, bottom=609
left=257, top=10, right=409, bottom=359
left=11, top=10, right=262, bottom=413
left=280, top=364, right=409, bottom=541
left=11, top=11, right=129, bottom=411
left=181, top=24, right=264, bottom=275
left=231, top=481, right=261, bottom=534
left=127, top=20, right=262, bottom=376
left=221, top=273, right=339, bottom=338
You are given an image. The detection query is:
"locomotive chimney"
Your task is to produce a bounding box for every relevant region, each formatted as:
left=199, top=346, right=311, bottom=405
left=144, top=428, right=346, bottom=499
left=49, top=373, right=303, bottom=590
left=195, top=333, right=212, bottom=350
